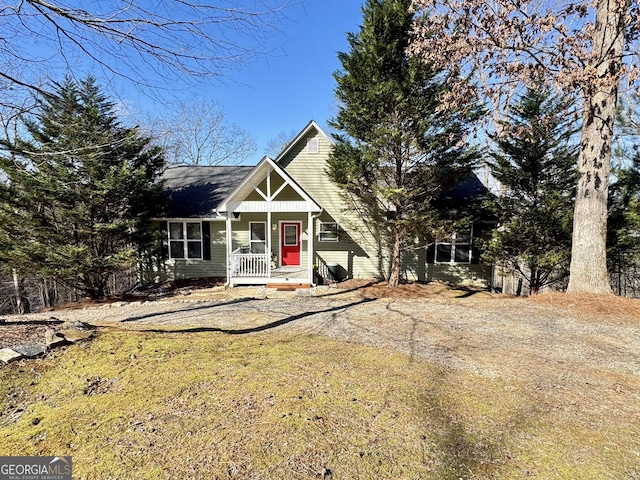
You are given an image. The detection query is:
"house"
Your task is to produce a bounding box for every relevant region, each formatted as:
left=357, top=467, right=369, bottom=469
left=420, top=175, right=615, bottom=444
left=152, top=120, right=493, bottom=288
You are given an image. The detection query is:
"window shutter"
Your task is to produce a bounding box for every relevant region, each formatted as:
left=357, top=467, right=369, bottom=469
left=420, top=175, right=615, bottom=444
left=426, top=242, right=435, bottom=264
left=202, top=221, right=211, bottom=260
left=471, top=223, right=481, bottom=264
left=159, top=221, right=169, bottom=259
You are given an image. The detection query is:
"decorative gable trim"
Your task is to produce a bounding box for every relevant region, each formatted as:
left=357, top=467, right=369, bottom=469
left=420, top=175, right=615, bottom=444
left=216, top=155, right=321, bottom=214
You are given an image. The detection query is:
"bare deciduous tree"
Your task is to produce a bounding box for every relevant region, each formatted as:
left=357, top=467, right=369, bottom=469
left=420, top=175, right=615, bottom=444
left=410, top=0, right=639, bottom=293
left=265, top=129, right=297, bottom=158
left=153, top=99, right=256, bottom=166
left=0, top=0, right=293, bottom=102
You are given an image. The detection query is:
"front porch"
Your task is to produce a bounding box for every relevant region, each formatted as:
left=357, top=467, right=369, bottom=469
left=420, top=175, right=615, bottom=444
left=218, top=156, right=322, bottom=288
left=228, top=248, right=312, bottom=287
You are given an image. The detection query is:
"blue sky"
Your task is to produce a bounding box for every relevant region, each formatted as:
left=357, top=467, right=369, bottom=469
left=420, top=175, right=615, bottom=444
left=135, top=1, right=365, bottom=165
left=211, top=1, right=363, bottom=163
left=11, top=1, right=364, bottom=164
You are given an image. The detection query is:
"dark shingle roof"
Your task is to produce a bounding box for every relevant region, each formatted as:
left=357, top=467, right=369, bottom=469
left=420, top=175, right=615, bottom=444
left=160, top=166, right=253, bottom=218
left=437, top=173, right=488, bottom=206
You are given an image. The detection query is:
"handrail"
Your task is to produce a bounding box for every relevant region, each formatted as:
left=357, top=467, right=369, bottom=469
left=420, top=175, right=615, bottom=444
left=230, top=251, right=269, bottom=277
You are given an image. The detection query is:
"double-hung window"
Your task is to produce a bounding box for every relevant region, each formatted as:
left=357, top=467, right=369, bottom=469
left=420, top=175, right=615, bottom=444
left=249, top=222, right=267, bottom=253
left=168, top=221, right=202, bottom=259
left=434, top=228, right=473, bottom=264
left=319, top=222, right=339, bottom=242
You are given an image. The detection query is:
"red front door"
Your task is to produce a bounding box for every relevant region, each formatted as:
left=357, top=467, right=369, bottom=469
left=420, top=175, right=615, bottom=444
left=280, top=222, right=301, bottom=266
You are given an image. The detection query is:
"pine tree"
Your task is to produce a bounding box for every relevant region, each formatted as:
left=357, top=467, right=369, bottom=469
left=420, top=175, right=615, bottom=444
left=328, top=0, right=481, bottom=286
left=608, top=158, right=640, bottom=295
left=0, top=76, right=165, bottom=299
left=483, top=84, right=578, bottom=294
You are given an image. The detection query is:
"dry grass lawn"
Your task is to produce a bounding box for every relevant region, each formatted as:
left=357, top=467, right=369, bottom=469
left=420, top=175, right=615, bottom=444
left=1, top=323, right=639, bottom=479
left=1, top=281, right=640, bottom=478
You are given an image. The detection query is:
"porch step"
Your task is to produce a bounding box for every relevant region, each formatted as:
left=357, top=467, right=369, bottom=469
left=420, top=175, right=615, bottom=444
left=265, top=283, right=312, bottom=291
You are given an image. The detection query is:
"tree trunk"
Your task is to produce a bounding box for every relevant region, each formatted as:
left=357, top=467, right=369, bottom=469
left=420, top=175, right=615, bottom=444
left=529, top=267, right=540, bottom=295
left=388, top=227, right=404, bottom=287
left=567, top=0, right=628, bottom=294
left=12, top=268, right=30, bottom=314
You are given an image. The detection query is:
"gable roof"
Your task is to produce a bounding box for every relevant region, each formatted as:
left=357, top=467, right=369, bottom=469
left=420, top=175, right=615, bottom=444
left=433, top=172, right=493, bottom=219
left=273, top=120, right=334, bottom=164
left=216, top=155, right=321, bottom=213
left=437, top=173, right=488, bottom=205
left=160, top=165, right=253, bottom=218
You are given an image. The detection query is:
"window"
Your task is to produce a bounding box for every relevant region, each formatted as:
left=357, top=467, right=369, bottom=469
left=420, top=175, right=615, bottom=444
left=168, top=221, right=202, bottom=259
left=434, top=228, right=473, bottom=264
left=319, top=222, right=339, bottom=242
left=250, top=222, right=267, bottom=253
left=307, top=137, right=319, bottom=154
left=284, top=224, right=299, bottom=245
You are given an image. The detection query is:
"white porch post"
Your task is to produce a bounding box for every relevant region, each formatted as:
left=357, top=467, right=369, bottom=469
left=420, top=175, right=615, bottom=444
left=226, top=213, right=233, bottom=287
left=267, top=209, right=272, bottom=278
left=266, top=166, right=272, bottom=280
left=308, top=211, right=314, bottom=284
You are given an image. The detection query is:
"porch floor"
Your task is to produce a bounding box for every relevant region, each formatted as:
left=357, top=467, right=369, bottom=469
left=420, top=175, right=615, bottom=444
left=229, top=266, right=311, bottom=287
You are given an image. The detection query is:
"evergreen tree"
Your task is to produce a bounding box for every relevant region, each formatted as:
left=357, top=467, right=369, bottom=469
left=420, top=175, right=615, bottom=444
left=0, top=75, right=165, bottom=299
left=607, top=94, right=640, bottom=295
left=328, top=0, right=481, bottom=286
left=608, top=158, right=640, bottom=295
left=483, top=84, right=578, bottom=294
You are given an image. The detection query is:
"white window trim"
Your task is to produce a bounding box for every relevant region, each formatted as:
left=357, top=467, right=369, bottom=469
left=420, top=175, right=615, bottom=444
left=434, top=227, right=473, bottom=264
left=249, top=222, right=267, bottom=254
left=319, top=222, right=339, bottom=242
left=283, top=223, right=299, bottom=246
left=167, top=221, right=203, bottom=260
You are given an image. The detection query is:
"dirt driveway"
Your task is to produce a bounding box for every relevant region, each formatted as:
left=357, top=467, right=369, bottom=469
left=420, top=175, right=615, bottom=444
left=5, top=282, right=640, bottom=400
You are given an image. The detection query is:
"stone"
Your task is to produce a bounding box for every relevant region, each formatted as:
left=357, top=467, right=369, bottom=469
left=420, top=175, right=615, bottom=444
left=58, top=330, right=94, bottom=343
left=62, top=320, right=96, bottom=330
left=44, top=329, right=67, bottom=348
left=0, top=348, right=23, bottom=363
left=13, top=343, right=47, bottom=358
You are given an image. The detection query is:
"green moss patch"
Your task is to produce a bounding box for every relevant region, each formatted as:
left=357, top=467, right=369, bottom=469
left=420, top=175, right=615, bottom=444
left=1, top=330, right=638, bottom=479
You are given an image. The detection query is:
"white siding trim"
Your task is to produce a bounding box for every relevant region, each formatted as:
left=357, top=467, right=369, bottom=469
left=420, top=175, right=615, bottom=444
left=230, top=201, right=319, bottom=213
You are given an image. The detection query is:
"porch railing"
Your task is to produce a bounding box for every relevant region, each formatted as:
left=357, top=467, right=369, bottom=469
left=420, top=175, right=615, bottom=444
left=230, top=247, right=270, bottom=277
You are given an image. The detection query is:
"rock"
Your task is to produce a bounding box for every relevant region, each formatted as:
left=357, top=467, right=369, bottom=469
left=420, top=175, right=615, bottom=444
left=44, top=329, right=67, bottom=348
left=0, top=348, right=23, bottom=363
left=13, top=343, right=47, bottom=358
left=62, top=320, right=96, bottom=330
left=58, top=329, right=94, bottom=343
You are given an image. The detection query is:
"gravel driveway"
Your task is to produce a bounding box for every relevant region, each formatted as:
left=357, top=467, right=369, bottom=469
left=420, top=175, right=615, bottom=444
left=7, top=285, right=640, bottom=403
